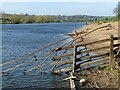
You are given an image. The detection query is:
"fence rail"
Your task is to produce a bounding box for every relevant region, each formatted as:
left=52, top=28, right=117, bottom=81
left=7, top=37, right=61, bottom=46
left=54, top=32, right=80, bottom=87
left=2, top=23, right=120, bottom=89
left=2, top=35, right=120, bottom=74
left=51, top=35, right=120, bottom=74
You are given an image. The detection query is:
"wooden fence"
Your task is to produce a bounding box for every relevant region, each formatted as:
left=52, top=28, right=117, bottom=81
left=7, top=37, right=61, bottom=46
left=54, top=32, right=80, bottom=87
left=1, top=34, right=120, bottom=89
left=1, top=23, right=120, bottom=89
left=1, top=35, right=120, bottom=74
left=51, top=35, right=120, bottom=74
left=49, top=35, right=120, bottom=89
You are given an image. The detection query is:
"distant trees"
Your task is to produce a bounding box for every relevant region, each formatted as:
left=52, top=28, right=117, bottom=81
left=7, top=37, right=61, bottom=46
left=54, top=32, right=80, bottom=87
left=9, top=14, right=23, bottom=24
left=24, top=15, right=35, bottom=23
left=35, top=16, right=45, bottom=23
left=0, top=12, right=114, bottom=24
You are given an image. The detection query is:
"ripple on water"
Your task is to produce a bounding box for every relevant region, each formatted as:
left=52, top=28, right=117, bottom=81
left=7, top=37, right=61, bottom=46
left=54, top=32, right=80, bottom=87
left=2, top=22, right=85, bottom=88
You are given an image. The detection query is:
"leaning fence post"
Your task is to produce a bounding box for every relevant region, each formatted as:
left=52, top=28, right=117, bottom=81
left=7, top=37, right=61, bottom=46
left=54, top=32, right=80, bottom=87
left=73, top=45, right=77, bottom=73
left=110, top=35, right=114, bottom=65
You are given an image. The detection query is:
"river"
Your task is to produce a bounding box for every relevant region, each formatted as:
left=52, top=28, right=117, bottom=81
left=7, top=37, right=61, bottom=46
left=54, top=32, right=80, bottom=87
left=2, top=22, right=85, bottom=89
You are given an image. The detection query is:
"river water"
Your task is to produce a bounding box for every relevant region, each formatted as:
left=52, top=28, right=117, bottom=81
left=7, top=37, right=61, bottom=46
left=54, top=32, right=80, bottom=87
left=2, top=22, right=85, bottom=89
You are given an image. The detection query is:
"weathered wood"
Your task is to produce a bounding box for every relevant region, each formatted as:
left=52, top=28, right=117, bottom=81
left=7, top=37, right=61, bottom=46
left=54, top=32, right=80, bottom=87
left=52, top=58, right=109, bottom=74
left=24, top=66, right=38, bottom=73
left=51, top=57, right=109, bottom=67
left=1, top=52, right=51, bottom=67
left=50, top=59, right=73, bottom=66
left=80, top=62, right=109, bottom=73
left=0, top=53, right=34, bottom=67
left=113, top=37, right=120, bottom=40
left=118, top=24, right=120, bottom=60
left=82, top=24, right=113, bottom=37
left=52, top=53, right=73, bottom=60
left=52, top=43, right=120, bottom=61
left=52, top=45, right=74, bottom=52
left=76, top=52, right=109, bottom=61
left=73, top=45, right=77, bottom=73
left=69, top=72, right=76, bottom=90
left=2, top=58, right=36, bottom=73
left=66, top=33, right=76, bottom=37
left=51, top=53, right=109, bottom=67
left=110, top=35, right=114, bottom=64
left=76, top=57, right=109, bottom=69
left=40, top=51, right=55, bottom=65
left=77, top=38, right=110, bottom=47
left=52, top=59, right=110, bottom=74
left=0, top=37, right=70, bottom=67
left=52, top=46, right=110, bottom=60
left=51, top=66, right=73, bottom=73
left=52, top=32, right=84, bottom=52
left=51, top=38, right=110, bottom=52
left=51, top=39, right=120, bottom=53
left=66, top=31, right=87, bottom=37
left=77, top=45, right=110, bottom=55
left=113, top=43, right=120, bottom=47
left=2, top=52, right=55, bottom=73
left=51, top=41, right=74, bottom=71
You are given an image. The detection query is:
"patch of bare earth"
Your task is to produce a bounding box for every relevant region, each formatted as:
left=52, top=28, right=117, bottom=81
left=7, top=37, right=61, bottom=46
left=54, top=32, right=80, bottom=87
left=75, top=21, right=120, bottom=89
left=86, top=65, right=119, bottom=88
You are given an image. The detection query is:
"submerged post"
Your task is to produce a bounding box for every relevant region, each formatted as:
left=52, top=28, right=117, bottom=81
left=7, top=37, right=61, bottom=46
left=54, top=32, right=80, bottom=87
left=110, top=35, right=114, bottom=65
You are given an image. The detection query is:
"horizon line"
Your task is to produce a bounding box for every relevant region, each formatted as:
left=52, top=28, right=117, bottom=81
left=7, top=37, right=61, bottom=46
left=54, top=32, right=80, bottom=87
left=1, top=12, right=115, bottom=17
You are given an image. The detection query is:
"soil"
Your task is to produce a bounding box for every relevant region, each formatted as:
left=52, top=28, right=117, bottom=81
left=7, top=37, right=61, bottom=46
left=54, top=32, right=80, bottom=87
left=75, top=21, right=120, bottom=89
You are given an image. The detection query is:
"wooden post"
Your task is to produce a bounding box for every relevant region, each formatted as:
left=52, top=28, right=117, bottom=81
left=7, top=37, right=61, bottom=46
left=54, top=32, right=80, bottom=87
left=69, top=45, right=77, bottom=90
left=73, top=45, right=77, bottom=73
left=110, top=35, right=114, bottom=65
left=118, top=2, right=120, bottom=53
left=70, top=72, right=76, bottom=90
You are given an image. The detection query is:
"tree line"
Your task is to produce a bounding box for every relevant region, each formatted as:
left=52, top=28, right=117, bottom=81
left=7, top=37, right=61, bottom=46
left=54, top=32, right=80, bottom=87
left=1, top=13, right=114, bottom=24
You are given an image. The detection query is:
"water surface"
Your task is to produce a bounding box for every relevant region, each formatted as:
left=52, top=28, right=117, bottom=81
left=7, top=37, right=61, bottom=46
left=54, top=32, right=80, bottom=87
left=2, top=22, right=85, bottom=89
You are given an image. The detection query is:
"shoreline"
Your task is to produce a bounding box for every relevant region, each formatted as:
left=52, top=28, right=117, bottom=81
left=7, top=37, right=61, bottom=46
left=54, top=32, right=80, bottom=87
left=1, top=22, right=86, bottom=24
left=75, top=21, right=118, bottom=54
left=73, top=21, right=119, bottom=88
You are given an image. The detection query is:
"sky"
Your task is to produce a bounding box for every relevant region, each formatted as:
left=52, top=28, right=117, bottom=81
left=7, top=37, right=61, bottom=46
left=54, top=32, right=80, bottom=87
left=1, top=2, right=118, bottom=16
left=1, top=0, right=119, bottom=2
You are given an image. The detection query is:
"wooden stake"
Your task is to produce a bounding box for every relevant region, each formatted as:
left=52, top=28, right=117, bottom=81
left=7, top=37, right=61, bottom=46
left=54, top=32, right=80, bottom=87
left=110, top=35, right=114, bottom=65
left=70, top=72, right=76, bottom=90
left=73, top=45, right=77, bottom=73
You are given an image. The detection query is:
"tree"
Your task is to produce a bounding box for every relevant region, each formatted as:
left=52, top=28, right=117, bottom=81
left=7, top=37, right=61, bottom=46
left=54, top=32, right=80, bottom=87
left=113, top=2, right=120, bottom=21
left=24, top=15, right=35, bottom=23
left=9, top=14, right=23, bottom=24
left=35, top=16, right=45, bottom=23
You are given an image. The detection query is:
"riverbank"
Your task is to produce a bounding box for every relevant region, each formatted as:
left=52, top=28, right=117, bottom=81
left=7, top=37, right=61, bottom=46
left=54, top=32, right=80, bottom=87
left=76, top=21, right=118, bottom=54
left=75, top=21, right=119, bottom=88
